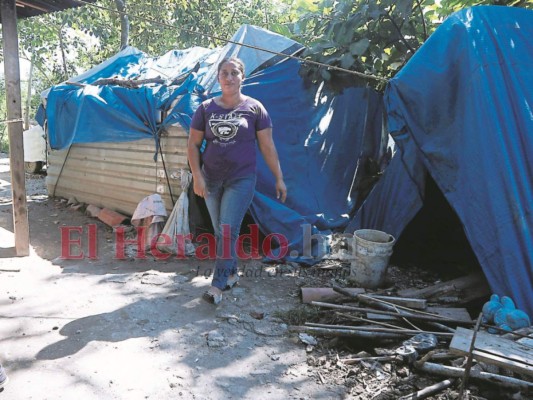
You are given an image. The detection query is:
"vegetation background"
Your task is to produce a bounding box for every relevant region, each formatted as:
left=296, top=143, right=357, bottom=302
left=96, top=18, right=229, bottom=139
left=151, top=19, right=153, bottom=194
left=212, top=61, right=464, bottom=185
left=1, top=0, right=531, bottom=152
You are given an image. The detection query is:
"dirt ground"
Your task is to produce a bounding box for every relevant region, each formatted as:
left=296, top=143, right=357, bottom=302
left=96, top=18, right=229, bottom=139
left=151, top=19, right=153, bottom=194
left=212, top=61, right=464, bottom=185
left=0, top=154, right=349, bottom=400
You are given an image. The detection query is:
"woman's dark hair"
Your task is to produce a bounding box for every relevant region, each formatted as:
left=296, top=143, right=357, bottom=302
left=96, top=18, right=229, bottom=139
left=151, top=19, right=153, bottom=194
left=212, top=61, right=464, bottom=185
left=217, top=57, right=245, bottom=75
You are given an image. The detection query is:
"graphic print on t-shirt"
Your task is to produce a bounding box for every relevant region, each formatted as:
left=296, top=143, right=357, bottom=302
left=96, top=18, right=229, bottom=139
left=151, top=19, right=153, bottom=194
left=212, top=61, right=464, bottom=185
left=208, top=112, right=244, bottom=144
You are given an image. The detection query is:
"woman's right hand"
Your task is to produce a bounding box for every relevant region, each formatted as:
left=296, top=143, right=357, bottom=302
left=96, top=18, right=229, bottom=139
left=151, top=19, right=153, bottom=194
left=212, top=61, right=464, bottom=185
left=193, top=174, right=207, bottom=198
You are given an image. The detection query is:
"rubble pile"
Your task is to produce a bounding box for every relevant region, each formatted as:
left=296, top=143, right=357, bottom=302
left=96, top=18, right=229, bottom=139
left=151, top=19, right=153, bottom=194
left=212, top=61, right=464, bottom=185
left=291, top=268, right=533, bottom=399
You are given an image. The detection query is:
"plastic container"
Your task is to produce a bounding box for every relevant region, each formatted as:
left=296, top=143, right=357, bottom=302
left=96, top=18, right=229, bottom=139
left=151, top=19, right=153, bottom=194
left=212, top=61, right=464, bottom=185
left=349, top=229, right=395, bottom=288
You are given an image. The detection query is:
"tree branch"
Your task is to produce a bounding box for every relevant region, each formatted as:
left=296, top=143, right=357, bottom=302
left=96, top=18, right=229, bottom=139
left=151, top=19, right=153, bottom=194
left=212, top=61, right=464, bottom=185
left=58, top=24, right=69, bottom=80
left=114, top=0, right=129, bottom=50
left=20, top=52, right=54, bottom=86
left=385, top=8, right=416, bottom=54
left=415, top=0, right=428, bottom=40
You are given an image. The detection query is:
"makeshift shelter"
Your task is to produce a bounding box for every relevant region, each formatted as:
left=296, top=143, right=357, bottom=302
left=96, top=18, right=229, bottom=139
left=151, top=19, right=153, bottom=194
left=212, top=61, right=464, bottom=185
left=40, top=7, right=532, bottom=316
left=42, top=24, right=385, bottom=259
left=346, top=6, right=533, bottom=316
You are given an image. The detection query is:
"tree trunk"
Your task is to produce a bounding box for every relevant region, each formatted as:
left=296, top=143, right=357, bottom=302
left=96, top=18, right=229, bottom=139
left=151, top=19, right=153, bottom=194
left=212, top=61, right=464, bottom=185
left=58, top=25, right=69, bottom=80
left=114, top=0, right=129, bottom=50
left=24, top=51, right=34, bottom=130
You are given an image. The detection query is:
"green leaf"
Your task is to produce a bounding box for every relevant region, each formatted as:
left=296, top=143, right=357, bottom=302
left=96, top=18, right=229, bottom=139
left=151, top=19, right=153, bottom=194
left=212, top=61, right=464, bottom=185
left=270, top=24, right=292, bottom=37
left=320, top=68, right=332, bottom=80
left=349, top=38, right=370, bottom=56
left=394, top=0, right=414, bottom=19
left=317, top=40, right=337, bottom=50
left=340, top=53, right=355, bottom=69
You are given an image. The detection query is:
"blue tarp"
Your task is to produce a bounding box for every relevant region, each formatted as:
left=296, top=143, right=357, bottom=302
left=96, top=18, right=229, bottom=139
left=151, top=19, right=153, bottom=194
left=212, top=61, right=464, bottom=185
left=42, top=46, right=215, bottom=149
left=348, top=6, right=533, bottom=315
left=40, top=24, right=385, bottom=264
left=243, top=60, right=383, bottom=262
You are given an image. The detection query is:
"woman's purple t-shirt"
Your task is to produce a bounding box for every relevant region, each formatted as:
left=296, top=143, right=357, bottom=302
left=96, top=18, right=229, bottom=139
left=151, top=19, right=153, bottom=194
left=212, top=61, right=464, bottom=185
left=190, top=96, right=272, bottom=180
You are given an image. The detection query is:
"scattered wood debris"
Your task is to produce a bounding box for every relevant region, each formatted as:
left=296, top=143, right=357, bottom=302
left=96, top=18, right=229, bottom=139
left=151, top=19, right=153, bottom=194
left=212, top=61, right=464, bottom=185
left=397, top=272, right=491, bottom=305
left=292, top=271, right=533, bottom=399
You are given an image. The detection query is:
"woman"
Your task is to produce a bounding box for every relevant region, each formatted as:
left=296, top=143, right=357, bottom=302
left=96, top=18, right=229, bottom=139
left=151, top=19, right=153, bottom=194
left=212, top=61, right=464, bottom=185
left=188, top=57, right=287, bottom=305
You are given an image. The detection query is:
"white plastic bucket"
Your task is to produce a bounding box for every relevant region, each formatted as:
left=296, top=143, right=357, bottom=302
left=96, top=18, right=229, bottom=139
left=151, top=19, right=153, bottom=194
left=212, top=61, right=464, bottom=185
left=350, top=229, right=395, bottom=288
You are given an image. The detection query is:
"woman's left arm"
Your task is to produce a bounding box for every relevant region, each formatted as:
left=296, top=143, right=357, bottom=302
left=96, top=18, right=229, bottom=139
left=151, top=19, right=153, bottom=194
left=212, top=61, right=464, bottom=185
left=257, top=128, right=287, bottom=203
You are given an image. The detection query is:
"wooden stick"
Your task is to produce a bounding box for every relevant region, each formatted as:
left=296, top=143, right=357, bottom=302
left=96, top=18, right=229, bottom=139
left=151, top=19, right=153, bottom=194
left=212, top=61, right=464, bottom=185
left=357, top=293, right=441, bottom=318
left=336, top=312, right=413, bottom=331
left=357, top=294, right=458, bottom=333
left=401, top=314, right=424, bottom=331
left=429, top=352, right=463, bottom=362
left=399, top=379, right=456, bottom=400
left=301, top=287, right=365, bottom=304
left=340, top=355, right=401, bottom=365
left=415, top=362, right=533, bottom=390
left=311, top=301, right=464, bottom=325
left=368, top=294, right=427, bottom=310
left=332, top=285, right=360, bottom=299
left=304, top=322, right=454, bottom=337
left=65, top=81, right=85, bottom=87
left=289, top=325, right=407, bottom=339
left=92, top=76, right=165, bottom=87
left=317, top=371, right=326, bottom=384
left=364, top=295, right=425, bottom=330
left=458, top=312, right=483, bottom=399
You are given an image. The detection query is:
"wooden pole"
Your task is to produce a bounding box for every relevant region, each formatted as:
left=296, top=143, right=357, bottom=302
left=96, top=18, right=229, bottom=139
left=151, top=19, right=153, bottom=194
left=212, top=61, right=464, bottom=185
left=415, top=362, right=533, bottom=390
left=304, top=322, right=454, bottom=338
left=311, top=301, right=465, bottom=325
left=289, top=325, right=408, bottom=339
left=398, top=379, right=455, bottom=400
left=458, top=312, right=483, bottom=399
left=1, top=0, right=30, bottom=256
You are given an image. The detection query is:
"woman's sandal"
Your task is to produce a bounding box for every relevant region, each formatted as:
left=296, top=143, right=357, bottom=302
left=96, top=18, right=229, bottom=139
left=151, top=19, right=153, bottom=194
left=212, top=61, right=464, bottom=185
left=202, top=290, right=222, bottom=305
left=224, top=274, right=240, bottom=291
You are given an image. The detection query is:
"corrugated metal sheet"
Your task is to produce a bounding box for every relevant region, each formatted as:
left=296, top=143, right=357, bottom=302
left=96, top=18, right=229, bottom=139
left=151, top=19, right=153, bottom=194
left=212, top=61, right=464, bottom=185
left=46, top=125, right=189, bottom=216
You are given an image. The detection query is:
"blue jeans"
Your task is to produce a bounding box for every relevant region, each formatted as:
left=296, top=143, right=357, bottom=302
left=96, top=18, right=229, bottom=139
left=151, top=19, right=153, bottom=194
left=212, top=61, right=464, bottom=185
left=204, top=174, right=256, bottom=290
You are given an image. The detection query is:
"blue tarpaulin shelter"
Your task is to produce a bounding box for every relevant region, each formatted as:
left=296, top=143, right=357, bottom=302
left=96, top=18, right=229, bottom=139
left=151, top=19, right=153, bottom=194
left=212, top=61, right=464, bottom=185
left=40, top=24, right=385, bottom=264
left=347, top=6, right=533, bottom=316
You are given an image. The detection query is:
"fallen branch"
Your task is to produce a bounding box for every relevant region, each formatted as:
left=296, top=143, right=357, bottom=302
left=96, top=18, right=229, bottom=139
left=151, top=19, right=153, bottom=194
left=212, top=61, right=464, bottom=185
left=336, top=311, right=416, bottom=331
left=301, top=287, right=364, bottom=303
left=317, top=371, right=326, bottom=384
left=356, top=293, right=458, bottom=333
left=66, top=77, right=165, bottom=89
left=399, top=379, right=456, bottom=400
left=357, top=293, right=433, bottom=316
left=92, top=76, right=165, bottom=87
left=368, top=294, right=427, bottom=310
left=415, top=362, right=533, bottom=390
left=398, top=272, right=489, bottom=300
left=289, top=325, right=407, bottom=339
left=304, top=322, right=454, bottom=338
left=429, top=352, right=463, bottom=362
left=65, top=81, right=85, bottom=87
left=340, top=355, right=401, bottom=365
left=311, top=301, right=464, bottom=326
